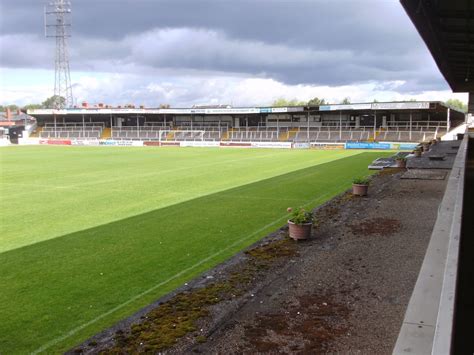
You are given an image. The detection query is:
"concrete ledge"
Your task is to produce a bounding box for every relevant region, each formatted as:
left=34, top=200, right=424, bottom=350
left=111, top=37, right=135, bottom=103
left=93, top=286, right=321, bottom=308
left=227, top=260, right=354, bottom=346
left=393, top=136, right=468, bottom=355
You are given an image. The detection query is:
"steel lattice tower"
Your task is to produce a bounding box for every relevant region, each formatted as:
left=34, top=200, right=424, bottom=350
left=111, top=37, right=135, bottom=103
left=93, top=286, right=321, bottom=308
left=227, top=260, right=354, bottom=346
left=45, top=0, right=74, bottom=109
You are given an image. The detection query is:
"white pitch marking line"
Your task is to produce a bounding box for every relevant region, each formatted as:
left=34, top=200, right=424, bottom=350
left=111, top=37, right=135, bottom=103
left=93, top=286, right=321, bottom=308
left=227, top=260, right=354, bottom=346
left=32, top=176, right=352, bottom=354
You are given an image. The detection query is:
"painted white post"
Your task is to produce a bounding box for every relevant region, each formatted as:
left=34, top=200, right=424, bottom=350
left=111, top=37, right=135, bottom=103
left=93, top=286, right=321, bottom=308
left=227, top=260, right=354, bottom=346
left=339, top=110, right=342, bottom=141
left=307, top=109, right=310, bottom=143
left=447, top=108, right=451, bottom=133
left=373, top=110, right=376, bottom=141
left=409, top=111, right=413, bottom=141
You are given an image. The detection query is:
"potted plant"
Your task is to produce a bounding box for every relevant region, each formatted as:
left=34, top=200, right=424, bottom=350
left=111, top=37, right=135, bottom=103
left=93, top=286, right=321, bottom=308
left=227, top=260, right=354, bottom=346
left=352, top=176, right=370, bottom=196
left=287, top=207, right=313, bottom=240
left=395, top=156, right=407, bottom=168
left=414, top=148, right=422, bottom=157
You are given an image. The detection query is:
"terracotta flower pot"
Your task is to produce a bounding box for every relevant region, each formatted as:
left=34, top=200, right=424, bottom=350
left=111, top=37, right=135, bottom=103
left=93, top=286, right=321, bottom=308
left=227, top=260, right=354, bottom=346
left=352, top=183, right=368, bottom=196
left=395, top=159, right=407, bottom=168
left=288, top=220, right=312, bottom=240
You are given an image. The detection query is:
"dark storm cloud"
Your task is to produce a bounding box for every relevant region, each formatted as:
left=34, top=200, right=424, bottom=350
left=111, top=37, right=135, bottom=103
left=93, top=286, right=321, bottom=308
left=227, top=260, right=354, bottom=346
left=0, top=0, right=447, bottom=91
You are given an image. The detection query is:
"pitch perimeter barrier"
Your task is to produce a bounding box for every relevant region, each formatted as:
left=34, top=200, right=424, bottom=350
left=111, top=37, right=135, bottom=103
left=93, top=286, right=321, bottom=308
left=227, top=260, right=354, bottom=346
left=310, top=142, right=346, bottom=150
left=219, top=142, right=252, bottom=148
left=13, top=138, right=420, bottom=150
left=71, top=140, right=100, bottom=146
left=346, top=142, right=391, bottom=149
left=293, top=143, right=311, bottom=149
left=39, top=139, right=72, bottom=145
left=251, top=142, right=292, bottom=149
left=180, top=141, right=220, bottom=147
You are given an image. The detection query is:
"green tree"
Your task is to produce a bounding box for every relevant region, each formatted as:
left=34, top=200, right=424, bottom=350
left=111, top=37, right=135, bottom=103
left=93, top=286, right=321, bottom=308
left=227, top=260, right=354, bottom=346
left=341, top=97, right=351, bottom=104
left=272, top=98, right=306, bottom=106
left=307, top=97, right=326, bottom=106
left=41, top=95, right=66, bottom=109
left=0, top=104, right=19, bottom=111
left=22, top=103, right=42, bottom=111
left=445, top=98, right=467, bottom=113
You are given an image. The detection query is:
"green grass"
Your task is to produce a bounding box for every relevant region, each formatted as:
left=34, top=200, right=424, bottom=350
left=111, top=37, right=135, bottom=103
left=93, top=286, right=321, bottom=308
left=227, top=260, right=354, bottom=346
left=0, top=146, right=389, bottom=353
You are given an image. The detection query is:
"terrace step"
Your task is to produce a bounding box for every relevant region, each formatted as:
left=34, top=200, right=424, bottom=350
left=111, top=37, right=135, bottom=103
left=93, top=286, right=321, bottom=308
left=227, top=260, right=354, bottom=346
left=287, top=128, right=299, bottom=141
left=278, top=128, right=294, bottom=141
left=222, top=128, right=234, bottom=141
left=29, top=127, right=42, bottom=138
left=101, top=128, right=111, bottom=139
left=166, top=131, right=175, bottom=140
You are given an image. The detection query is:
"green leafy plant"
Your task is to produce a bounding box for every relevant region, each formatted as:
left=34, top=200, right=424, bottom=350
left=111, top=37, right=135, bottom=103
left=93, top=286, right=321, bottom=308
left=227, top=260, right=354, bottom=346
left=352, top=176, right=370, bottom=185
left=287, top=207, right=313, bottom=225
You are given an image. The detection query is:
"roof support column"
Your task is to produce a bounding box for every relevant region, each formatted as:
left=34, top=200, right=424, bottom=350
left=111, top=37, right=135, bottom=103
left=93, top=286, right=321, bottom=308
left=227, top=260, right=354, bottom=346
left=339, top=110, right=342, bottom=141
left=447, top=108, right=451, bottom=133
left=469, top=92, right=474, bottom=115
left=409, top=111, right=412, bottom=141
left=373, top=110, right=377, bottom=141
left=307, top=108, right=310, bottom=143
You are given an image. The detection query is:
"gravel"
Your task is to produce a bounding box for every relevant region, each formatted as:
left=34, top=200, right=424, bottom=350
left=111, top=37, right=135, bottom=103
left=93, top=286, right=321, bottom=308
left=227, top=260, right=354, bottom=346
left=180, top=168, right=449, bottom=354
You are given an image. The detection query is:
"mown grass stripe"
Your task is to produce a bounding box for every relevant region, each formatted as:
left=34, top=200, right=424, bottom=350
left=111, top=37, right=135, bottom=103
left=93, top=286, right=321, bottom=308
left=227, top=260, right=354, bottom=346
left=0, top=149, right=388, bottom=354
left=0, top=146, right=360, bottom=253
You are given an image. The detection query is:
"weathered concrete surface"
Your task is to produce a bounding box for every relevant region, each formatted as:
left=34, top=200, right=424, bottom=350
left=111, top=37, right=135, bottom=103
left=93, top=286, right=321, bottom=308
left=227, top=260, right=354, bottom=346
left=177, top=169, right=450, bottom=354
left=394, top=137, right=468, bottom=355
left=407, top=141, right=460, bottom=170
left=394, top=142, right=466, bottom=354
left=401, top=169, right=447, bottom=180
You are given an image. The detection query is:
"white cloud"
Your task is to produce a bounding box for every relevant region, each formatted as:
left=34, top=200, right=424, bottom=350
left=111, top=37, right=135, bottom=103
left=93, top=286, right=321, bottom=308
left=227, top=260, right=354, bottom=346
left=0, top=69, right=467, bottom=108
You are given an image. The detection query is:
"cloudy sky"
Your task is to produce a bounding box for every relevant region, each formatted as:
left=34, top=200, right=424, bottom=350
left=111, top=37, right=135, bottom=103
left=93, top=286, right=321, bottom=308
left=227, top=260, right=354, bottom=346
left=0, top=0, right=468, bottom=107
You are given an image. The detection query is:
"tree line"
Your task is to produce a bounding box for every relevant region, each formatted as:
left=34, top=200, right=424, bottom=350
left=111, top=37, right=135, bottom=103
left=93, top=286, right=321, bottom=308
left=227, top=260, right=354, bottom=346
left=0, top=96, right=65, bottom=113
left=271, top=97, right=350, bottom=107
left=1, top=96, right=468, bottom=113
left=271, top=97, right=468, bottom=112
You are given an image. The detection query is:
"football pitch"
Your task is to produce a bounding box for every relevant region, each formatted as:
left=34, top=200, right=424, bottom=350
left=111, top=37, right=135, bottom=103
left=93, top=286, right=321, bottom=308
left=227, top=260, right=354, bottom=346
left=0, top=146, right=389, bottom=353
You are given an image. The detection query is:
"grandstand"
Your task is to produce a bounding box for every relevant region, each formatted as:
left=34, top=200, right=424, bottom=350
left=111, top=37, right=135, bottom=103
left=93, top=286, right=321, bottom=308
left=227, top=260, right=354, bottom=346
left=39, top=123, right=103, bottom=139
left=27, top=101, right=465, bottom=144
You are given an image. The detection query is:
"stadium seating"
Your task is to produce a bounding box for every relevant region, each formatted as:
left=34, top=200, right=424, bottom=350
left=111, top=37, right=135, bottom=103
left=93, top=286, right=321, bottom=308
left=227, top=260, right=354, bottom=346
left=40, top=124, right=103, bottom=139
left=39, top=120, right=447, bottom=144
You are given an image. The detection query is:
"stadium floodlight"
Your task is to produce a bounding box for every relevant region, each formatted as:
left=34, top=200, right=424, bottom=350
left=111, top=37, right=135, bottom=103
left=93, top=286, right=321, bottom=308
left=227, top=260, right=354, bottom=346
left=44, top=0, right=74, bottom=109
